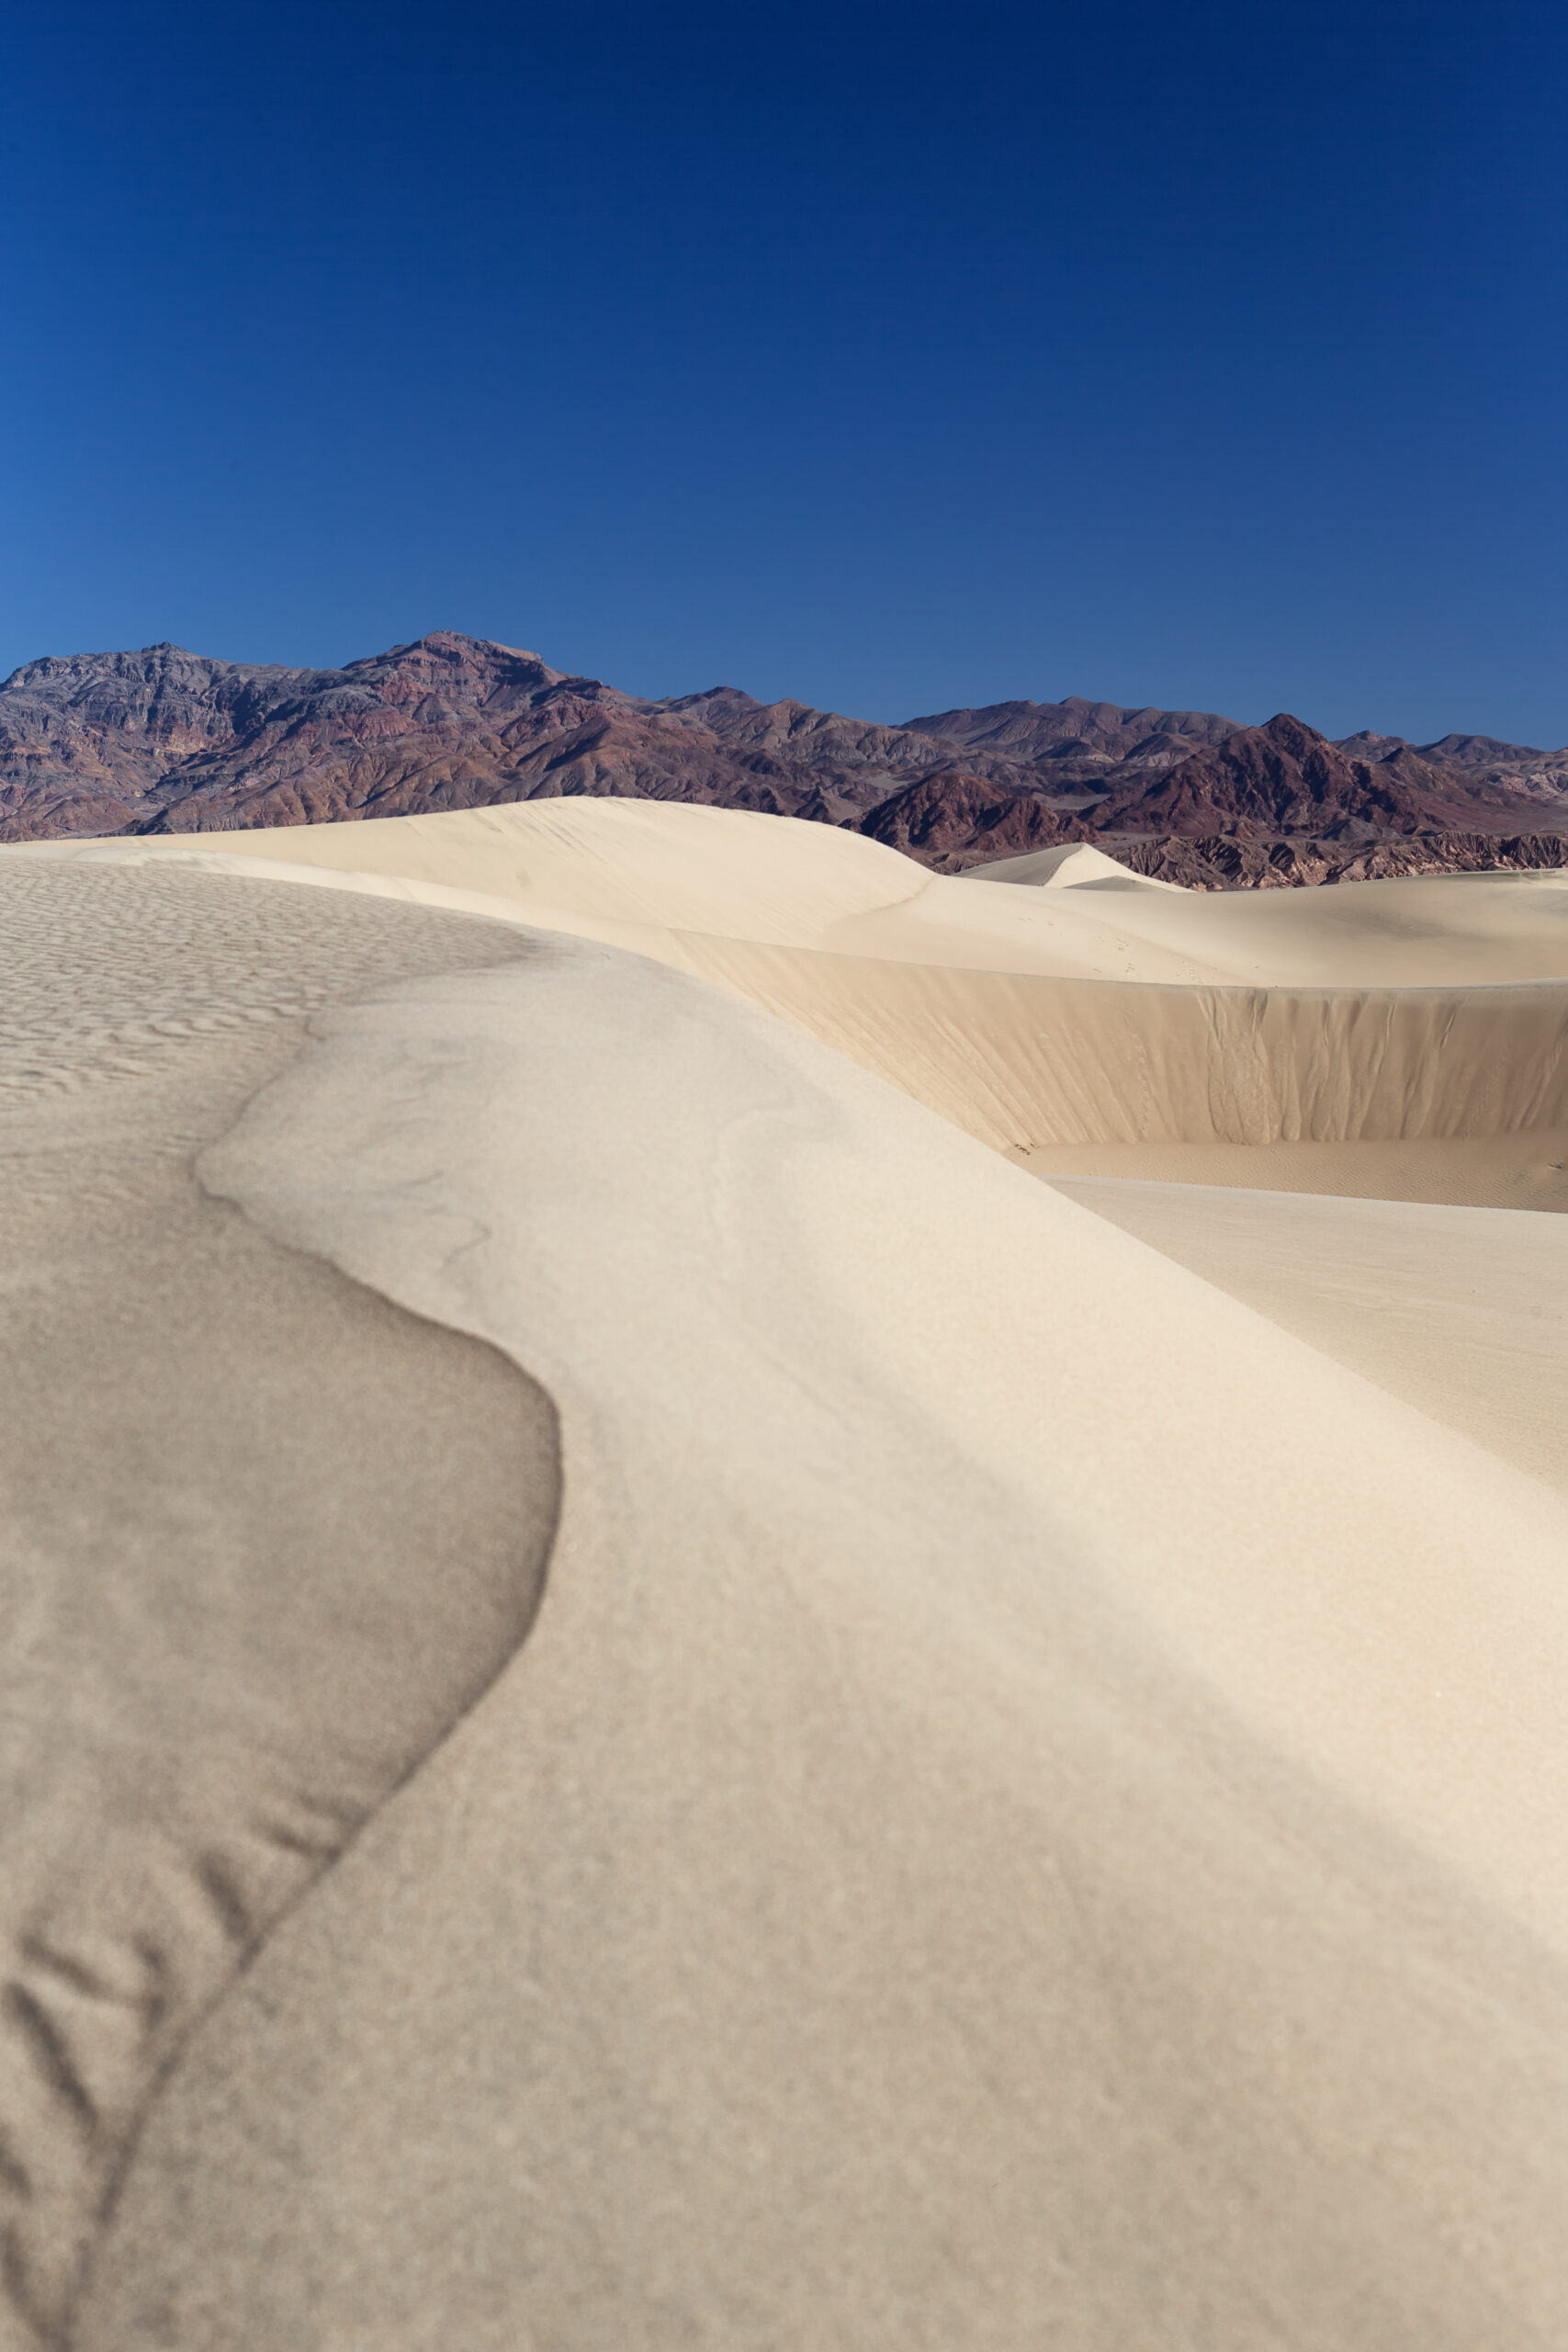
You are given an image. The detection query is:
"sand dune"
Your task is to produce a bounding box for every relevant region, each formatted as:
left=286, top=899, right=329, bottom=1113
left=1023, top=1128, right=1568, bottom=1210
left=3, top=811, right=1566, bottom=2345
left=964, top=839, right=1186, bottom=888
left=0, top=865, right=557, bottom=2346
left=28, top=793, right=1568, bottom=982
left=85, top=929, right=1568, bottom=2346
left=16, top=800, right=1568, bottom=1200
left=1048, top=1175, right=1568, bottom=1490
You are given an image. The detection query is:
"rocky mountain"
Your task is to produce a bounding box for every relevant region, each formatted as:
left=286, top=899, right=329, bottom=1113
left=859, top=772, right=1069, bottom=861
left=1084, top=711, right=1549, bottom=842
left=900, top=695, right=1244, bottom=796
left=1114, top=832, right=1568, bottom=890
left=0, top=634, right=1047, bottom=842
left=2, top=633, right=1564, bottom=888
left=882, top=714, right=1568, bottom=871
left=0, top=644, right=314, bottom=837
left=1334, top=727, right=1568, bottom=800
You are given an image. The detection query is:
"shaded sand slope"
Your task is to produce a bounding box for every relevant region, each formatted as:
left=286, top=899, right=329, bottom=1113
left=11, top=806, right=1568, bottom=1208
left=75, top=929, right=1568, bottom=2349
left=640, top=944, right=1568, bottom=1151
left=1048, top=1177, right=1568, bottom=1491
left=0, top=865, right=560, bottom=2348
left=1020, top=1130, right=1568, bottom=1211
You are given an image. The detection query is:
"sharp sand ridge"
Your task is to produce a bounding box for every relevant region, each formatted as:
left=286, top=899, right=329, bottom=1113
left=0, top=865, right=559, bottom=2347
left=0, top=806, right=1564, bottom=2348
left=17, top=799, right=1568, bottom=1204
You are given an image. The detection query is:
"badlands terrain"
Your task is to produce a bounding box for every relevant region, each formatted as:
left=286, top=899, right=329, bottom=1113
left=1, top=798, right=1565, bottom=2347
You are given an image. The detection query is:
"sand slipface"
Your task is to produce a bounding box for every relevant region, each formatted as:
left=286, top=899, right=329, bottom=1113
left=18, top=798, right=1568, bottom=1204
left=67, top=934, right=1568, bottom=2348
left=0, top=814, right=1565, bottom=2346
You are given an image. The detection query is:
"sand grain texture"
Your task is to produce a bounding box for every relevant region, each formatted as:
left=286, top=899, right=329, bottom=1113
left=78, top=936, right=1568, bottom=2350
left=1047, top=1177, right=1568, bottom=1489
left=0, top=815, right=1564, bottom=2347
left=0, top=868, right=559, bottom=2346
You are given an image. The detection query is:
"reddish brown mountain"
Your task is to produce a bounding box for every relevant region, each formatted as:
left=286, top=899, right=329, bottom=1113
left=859, top=772, right=1068, bottom=861
left=1086, top=712, right=1562, bottom=842
left=0, top=644, right=312, bottom=838
left=1113, top=832, right=1568, bottom=889
left=3, top=635, right=1566, bottom=889
left=0, top=635, right=1046, bottom=842
left=900, top=695, right=1241, bottom=793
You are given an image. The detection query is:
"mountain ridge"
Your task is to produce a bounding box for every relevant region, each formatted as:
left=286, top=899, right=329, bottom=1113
left=3, top=632, right=1565, bottom=883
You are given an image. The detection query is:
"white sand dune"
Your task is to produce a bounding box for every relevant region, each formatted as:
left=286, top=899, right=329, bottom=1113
left=2, top=812, right=1566, bottom=2346
left=0, top=865, right=556, bottom=2348
left=27, top=794, right=1568, bottom=981
left=1021, top=1128, right=1568, bottom=1209
left=1047, top=1175, right=1568, bottom=1491
left=16, top=801, right=1568, bottom=1200
left=963, top=838, right=1186, bottom=889
left=85, top=930, right=1568, bottom=2347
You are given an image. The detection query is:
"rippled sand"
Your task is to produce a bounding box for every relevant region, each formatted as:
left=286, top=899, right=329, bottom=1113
left=0, top=815, right=1563, bottom=2349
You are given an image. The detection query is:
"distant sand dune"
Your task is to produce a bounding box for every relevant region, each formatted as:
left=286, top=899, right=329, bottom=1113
left=13, top=802, right=1568, bottom=1204
left=22, top=793, right=1568, bottom=982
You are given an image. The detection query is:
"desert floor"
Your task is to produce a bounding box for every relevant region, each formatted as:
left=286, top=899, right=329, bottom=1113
left=2, top=803, right=1564, bottom=2349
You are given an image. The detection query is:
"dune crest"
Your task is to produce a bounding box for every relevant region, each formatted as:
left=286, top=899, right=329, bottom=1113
left=65, top=927, right=1568, bottom=2346
left=3, top=813, right=1566, bottom=2343
left=13, top=798, right=1568, bottom=1210
left=0, top=867, right=561, bottom=2346
left=960, top=840, right=1184, bottom=888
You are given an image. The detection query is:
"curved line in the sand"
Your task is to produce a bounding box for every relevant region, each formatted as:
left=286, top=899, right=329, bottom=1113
left=57, top=1220, right=567, bottom=2348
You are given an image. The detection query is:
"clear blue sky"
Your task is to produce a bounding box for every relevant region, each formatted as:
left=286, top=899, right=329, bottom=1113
left=3, top=0, right=1565, bottom=741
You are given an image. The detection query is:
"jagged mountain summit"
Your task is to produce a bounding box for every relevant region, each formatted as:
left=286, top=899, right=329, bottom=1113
left=1, top=633, right=1564, bottom=887
left=0, top=633, right=1048, bottom=842
left=1089, top=711, right=1560, bottom=842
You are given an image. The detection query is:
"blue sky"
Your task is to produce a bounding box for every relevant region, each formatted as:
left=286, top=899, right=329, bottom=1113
left=3, top=0, right=1565, bottom=741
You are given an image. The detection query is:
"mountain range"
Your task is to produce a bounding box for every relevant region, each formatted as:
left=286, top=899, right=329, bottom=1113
left=3, top=630, right=1565, bottom=882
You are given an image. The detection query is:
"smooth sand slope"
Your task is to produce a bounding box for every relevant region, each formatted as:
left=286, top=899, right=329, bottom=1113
left=1046, top=1176, right=1568, bottom=1492
left=1, top=822, right=1565, bottom=2346
left=0, top=864, right=559, bottom=2348
left=21, top=797, right=1568, bottom=1204
left=75, top=917, right=1568, bottom=2350
left=32, top=793, right=1568, bottom=981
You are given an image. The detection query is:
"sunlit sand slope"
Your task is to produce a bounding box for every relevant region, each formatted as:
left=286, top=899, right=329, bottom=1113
left=963, top=840, right=1185, bottom=888
left=2, top=849, right=1565, bottom=2346
left=74, top=928, right=1568, bottom=2351
left=12, top=802, right=1568, bottom=1199
left=22, top=793, right=1568, bottom=980
left=1050, top=1176, right=1568, bottom=1491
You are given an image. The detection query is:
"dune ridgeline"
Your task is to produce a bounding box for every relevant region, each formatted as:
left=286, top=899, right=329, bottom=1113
left=2, top=799, right=1565, bottom=2350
